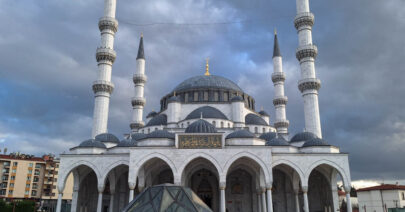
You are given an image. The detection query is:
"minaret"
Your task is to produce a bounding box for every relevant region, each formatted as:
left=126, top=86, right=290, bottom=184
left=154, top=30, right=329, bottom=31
left=271, top=30, right=289, bottom=137
left=91, top=0, right=118, bottom=138
left=295, top=0, right=322, bottom=138
left=130, top=35, right=147, bottom=132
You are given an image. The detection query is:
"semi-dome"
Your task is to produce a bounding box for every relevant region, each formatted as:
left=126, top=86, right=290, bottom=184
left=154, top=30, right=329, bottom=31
left=116, top=139, right=137, bottom=147
left=143, top=130, right=175, bottom=140
left=185, top=106, right=228, bottom=120
left=290, top=132, right=317, bottom=143
left=259, top=132, right=277, bottom=141
left=226, top=130, right=255, bottom=139
left=302, top=138, right=329, bottom=147
left=266, top=137, right=290, bottom=146
left=78, top=139, right=106, bottom=148
left=259, top=110, right=270, bottom=117
left=95, top=133, right=120, bottom=143
left=146, top=114, right=167, bottom=127
left=131, top=133, right=147, bottom=142
left=173, top=75, right=243, bottom=93
left=245, top=113, right=268, bottom=126
left=168, top=95, right=182, bottom=103
left=185, top=119, right=217, bottom=133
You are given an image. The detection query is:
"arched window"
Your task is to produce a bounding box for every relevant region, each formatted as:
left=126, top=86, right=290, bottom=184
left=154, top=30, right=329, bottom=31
left=204, top=92, right=209, bottom=101
left=148, top=128, right=150, bottom=133
left=221, top=122, right=224, bottom=128
left=155, top=128, right=158, bottom=131
left=212, top=121, right=216, bottom=127
left=187, top=122, right=190, bottom=126
left=228, top=123, right=231, bottom=128
left=224, top=92, right=229, bottom=101
left=194, top=92, right=198, bottom=102
left=185, top=93, right=189, bottom=103
left=263, top=128, right=266, bottom=133
left=255, top=127, right=258, bottom=133
left=214, top=92, right=219, bottom=101
left=181, top=123, right=184, bottom=128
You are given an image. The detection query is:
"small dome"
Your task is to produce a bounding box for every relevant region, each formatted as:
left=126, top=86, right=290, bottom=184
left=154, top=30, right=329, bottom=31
left=302, top=138, right=329, bottom=147
left=245, top=114, right=268, bottom=126
left=144, top=130, right=175, bottom=140
left=231, top=96, right=244, bottom=102
left=130, top=133, right=147, bottom=142
left=185, top=106, right=228, bottom=120
left=266, top=137, right=290, bottom=146
left=168, top=95, right=181, bottom=103
left=185, top=119, right=217, bottom=133
left=259, top=110, right=270, bottom=117
left=78, top=139, right=106, bottom=148
left=116, top=139, right=137, bottom=147
left=290, top=132, right=317, bottom=143
left=146, top=111, right=158, bottom=118
left=95, top=133, right=120, bottom=143
left=259, top=132, right=277, bottom=141
left=226, top=130, right=255, bottom=139
left=146, top=114, right=167, bottom=127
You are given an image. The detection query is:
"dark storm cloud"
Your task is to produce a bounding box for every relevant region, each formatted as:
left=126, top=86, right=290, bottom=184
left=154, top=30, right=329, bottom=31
left=0, top=0, right=404, bottom=183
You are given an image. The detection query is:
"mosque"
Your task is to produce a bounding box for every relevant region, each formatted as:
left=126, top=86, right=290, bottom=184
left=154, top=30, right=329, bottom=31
left=56, top=0, right=353, bottom=212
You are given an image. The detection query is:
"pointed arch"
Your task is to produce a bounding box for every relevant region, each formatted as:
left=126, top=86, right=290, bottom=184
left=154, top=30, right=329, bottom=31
left=58, top=160, right=101, bottom=192
left=305, top=159, right=350, bottom=188
left=272, top=159, right=305, bottom=184
left=100, top=160, right=129, bottom=185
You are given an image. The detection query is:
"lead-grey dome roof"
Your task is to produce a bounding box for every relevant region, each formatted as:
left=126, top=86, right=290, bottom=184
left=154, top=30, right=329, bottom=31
left=266, top=137, right=290, bottom=146
left=302, top=138, right=329, bottom=147
left=259, top=110, right=270, bottom=117
left=259, top=132, right=277, bottom=141
left=226, top=130, right=256, bottom=139
left=245, top=113, right=268, bottom=126
left=131, top=133, right=147, bottom=142
left=168, top=95, right=182, bottom=103
left=78, top=139, right=107, bottom=148
left=143, top=130, right=175, bottom=140
left=290, top=132, right=317, bottom=143
left=185, top=119, right=217, bottom=133
left=185, top=106, right=228, bottom=120
left=146, top=111, right=158, bottom=118
left=95, top=133, right=120, bottom=143
left=116, top=139, right=137, bottom=147
left=146, top=114, right=167, bottom=127
left=173, top=75, right=243, bottom=93
left=231, top=96, right=244, bottom=102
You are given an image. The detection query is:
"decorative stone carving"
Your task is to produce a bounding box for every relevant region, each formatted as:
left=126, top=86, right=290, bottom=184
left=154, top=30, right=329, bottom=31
left=92, top=80, right=114, bottom=94
left=133, top=74, right=147, bottom=84
left=96, top=47, right=117, bottom=63
left=98, top=17, right=118, bottom=33
left=130, top=122, right=144, bottom=130
left=274, top=120, right=290, bottom=128
left=296, top=45, right=318, bottom=61
left=131, top=97, right=146, bottom=107
left=298, top=78, right=321, bottom=92
left=271, top=72, right=286, bottom=83
left=273, top=96, right=288, bottom=106
left=294, top=12, right=315, bottom=30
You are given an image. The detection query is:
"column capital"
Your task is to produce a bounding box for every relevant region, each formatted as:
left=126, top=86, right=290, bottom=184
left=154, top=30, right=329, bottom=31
left=97, top=184, right=105, bottom=193
left=128, top=182, right=136, bottom=190
left=219, top=181, right=226, bottom=190
left=301, top=186, right=308, bottom=193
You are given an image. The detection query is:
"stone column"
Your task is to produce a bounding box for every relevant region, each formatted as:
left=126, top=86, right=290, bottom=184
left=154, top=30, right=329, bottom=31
left=257, top=191, right=262, bottom=212
left=109, top=190, right=115, bottom=212
left=302, top=187, right=309, bottom=212
left=266, top=187, right=273, bottom=212
left=295, top=191, right=300, bottom=212
left=55, top=193, right=63, bottom=212
left=346, top=191, right=352, bottom=212
left=220, top=183, right=226, bottom=212
left=128, top=182, right=136, bottom=202
left=71, top=187, right=79, bottom=212
left=261, top=188, right=267, bottom=212
left=97, top=185, right=104, bottom=212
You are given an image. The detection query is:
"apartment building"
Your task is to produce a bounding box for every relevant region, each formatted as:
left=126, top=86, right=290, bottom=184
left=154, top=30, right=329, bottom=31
left=0, top=153, right=73, bottom=211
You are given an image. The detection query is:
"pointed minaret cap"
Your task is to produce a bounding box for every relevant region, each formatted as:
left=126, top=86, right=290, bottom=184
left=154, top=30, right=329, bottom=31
left=273, top=29, right=281, bottom=58
left=136, top=33, right=145, bottom=60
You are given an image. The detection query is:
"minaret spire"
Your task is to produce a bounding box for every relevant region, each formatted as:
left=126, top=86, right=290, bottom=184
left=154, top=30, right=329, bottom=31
left=130, top=34, right=147, bottom=131
left=271, top=30, right=289, bottom=138
left=295, top=0, right=322, bottom=138
left=91, top=0, right=118, bottom=138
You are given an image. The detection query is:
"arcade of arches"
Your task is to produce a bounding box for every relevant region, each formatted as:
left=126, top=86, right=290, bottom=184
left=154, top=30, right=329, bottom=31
left=59, top=160, right=352, bottom=212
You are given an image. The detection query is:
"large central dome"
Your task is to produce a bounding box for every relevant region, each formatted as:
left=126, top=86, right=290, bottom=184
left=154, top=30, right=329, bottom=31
left=173, top=75, right=243, bottom=93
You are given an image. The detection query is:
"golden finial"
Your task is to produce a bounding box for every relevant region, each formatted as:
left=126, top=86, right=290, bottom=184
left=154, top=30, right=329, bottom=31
left=205, top=58, right=210, bottom=76
left=173, top=91, right=176, bottom=96
left=274, top=28, right=277, bottom=35
left=141, top=32, right=143, bottom=38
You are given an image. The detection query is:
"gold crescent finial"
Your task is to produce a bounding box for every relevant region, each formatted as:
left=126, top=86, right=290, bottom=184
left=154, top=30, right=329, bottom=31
left=205, top=58, right=210, bottom=76
left=141, top=32, right=143, bottom=37
left=274, top=28, right=277, bottom=35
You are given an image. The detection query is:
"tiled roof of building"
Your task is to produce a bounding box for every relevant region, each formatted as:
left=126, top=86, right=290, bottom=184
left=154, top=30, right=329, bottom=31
left=0, top=154, right=45, bottom=162
left=357, top=184, right=405, bottom=192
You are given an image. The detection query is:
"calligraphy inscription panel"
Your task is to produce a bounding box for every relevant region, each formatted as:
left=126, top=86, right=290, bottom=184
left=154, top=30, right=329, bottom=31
left=178, top=135, right=222, bottom=149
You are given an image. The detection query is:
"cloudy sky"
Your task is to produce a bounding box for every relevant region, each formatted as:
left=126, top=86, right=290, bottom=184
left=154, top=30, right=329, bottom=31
left=0, top=0, right=404, bottom=186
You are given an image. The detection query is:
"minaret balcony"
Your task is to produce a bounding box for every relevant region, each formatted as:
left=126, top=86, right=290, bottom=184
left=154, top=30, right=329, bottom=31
left=294, top=12, right=314, bottom=30
left=98, top=17, right=118, bottom=33
left=92, top=80, right=114, bottom=94
left=271, top=72, right=286, bottom=83
left=273, top=96, right=288, bottom=106
left=131, top=97, right=146, bottom=107
left=298, top=78, right=321, bottom=92
left=274, top=119, right=290, bottom=128
left=130, top=122, right=145, bottom=130
left=96, top=47, right=117, bottom=63
left=133, top=74, right=147, bottom=84
left=296, top=45, right=318, bottom=61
